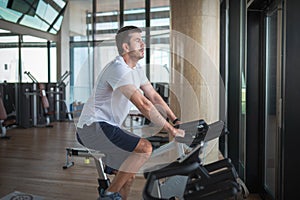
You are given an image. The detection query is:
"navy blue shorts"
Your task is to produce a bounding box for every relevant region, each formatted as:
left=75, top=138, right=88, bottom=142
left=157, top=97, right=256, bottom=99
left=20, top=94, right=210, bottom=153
left=98, top=121, right=140, bottom=152
left=76, top=121, right=141, bottom=171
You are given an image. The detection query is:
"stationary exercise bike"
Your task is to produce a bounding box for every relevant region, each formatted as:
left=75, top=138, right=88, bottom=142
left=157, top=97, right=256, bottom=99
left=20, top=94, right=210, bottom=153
left=63, top=119, right=248, bottom=200
left=142, top=120, right=249, bottom=200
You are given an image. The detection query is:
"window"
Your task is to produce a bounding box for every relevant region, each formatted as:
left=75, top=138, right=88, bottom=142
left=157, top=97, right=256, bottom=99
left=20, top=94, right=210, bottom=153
left=150, top=3, right=170, bottom=83
left=0, top=30, right=56, bottom=83
left=70, top=0, right=171, bottom=103
left=21, top=35, right=48, bottom=82
left=0, top=30, right=18, bottom=82
left=0, top=0, right=67, bottom=34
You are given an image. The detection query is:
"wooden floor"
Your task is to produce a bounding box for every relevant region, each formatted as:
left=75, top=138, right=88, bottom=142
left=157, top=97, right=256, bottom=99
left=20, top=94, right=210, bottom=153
left=0, top=121, right=262, bottom=200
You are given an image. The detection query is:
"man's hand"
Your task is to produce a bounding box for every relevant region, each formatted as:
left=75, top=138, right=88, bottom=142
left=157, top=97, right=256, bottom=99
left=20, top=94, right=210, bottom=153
left=171, top=127, right=185, bottom=138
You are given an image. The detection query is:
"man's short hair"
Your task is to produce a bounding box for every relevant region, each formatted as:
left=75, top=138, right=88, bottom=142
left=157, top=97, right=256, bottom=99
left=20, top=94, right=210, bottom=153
left=115, top=26, right=142, bottom=55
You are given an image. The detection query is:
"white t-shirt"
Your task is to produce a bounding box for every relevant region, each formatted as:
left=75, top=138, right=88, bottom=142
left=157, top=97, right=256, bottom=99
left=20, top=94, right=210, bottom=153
left=77, top=56, right=149, bottom=128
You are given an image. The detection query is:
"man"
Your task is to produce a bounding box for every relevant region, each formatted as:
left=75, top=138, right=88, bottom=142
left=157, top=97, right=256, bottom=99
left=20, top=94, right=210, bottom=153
left=77, top=26, right=184, bottom=200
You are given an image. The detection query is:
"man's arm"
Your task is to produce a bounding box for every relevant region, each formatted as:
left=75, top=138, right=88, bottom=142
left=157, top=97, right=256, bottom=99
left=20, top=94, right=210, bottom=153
left=118, top=84, right=183, bottom=137
left=140, top=82, right=180, bottom=125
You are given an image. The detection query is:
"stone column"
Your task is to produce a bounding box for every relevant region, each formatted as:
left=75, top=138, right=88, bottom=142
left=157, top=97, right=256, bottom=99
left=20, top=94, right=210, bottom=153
left=169, top=0, right=220, bottom=163
left=57, top=3, right=70, bottom=105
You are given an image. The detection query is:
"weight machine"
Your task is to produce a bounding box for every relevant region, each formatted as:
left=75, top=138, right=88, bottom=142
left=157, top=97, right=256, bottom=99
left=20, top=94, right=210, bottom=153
left=0, top=93, right=9, bottom=139
left=46, top=71, right=72, bottom=122
left=56, top=70, right=72, bottom=121
left=24, top=71, right=53, bottom=127
left=0, top=83, right=17, bottom=136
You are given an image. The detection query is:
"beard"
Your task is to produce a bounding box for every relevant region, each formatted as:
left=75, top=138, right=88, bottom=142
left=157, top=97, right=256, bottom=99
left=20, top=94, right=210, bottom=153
left=129, top=49, right=144, bottom=60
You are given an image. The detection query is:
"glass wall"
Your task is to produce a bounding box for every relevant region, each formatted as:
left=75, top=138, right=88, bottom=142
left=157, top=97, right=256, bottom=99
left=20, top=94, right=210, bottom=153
left=94, top=0, right=120, bottom=78
left=0, top=31, right=19, bottom=82
left=150, top=3, right=170, bottom=83
left=21, top=36, right=48, bottom=83
left=69, top=0, right=93, bottom=104
left=264, top=10, right=278, bottom=198
left=50, top=43, right=57, bottom=83
left=71, top=45, right=93, bottom=103
left=239, top=0, right=246, bottom=181
left=124, top=0, right=146, bottom=68
left=0, top=29, right=57, bottom=83
left=70, top=0, right=171, bottom=103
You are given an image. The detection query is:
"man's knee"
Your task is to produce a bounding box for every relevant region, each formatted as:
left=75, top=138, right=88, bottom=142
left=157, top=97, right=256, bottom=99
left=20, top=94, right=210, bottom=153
left=128, top=174, right=135, bottom=183
left=135, top=138, right=152, bottom=154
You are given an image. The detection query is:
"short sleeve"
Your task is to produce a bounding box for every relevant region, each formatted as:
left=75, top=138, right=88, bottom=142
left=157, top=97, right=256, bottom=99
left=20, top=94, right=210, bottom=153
left=106, top=65, right=136, bottom=91
left=138, top=66, right=149, bottom=86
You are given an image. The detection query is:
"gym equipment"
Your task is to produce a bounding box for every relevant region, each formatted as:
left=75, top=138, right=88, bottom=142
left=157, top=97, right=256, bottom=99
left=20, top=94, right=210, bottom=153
left=0, top=83, right=17, bottom=130
left=62, top=146, right=111, bottom=194
left=48, top=71, right=72, bottom=121
left=56, top=71, right=72, bottom=121
left=0, top=85, right=17, bottom=138
left=142, top=120, right=249, bottom=200
left=18, top=83, right=35, bottom=128
left=0, top=94, right=9, bottom=139
left=63, top=119, right=248, bottom=200
left=24, top=71, right=53, bottom=127
left=152, top=82, right=169, bottom=104
left=0, top=81, right=69, bottom=128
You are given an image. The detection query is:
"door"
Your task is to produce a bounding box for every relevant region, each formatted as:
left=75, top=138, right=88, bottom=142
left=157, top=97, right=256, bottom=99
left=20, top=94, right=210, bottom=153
left=263, top=4, right=283, bottom=199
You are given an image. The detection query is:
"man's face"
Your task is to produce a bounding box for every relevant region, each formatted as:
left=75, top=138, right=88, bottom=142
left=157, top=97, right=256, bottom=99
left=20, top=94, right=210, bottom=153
left=127, top=32, right=145, bottom=60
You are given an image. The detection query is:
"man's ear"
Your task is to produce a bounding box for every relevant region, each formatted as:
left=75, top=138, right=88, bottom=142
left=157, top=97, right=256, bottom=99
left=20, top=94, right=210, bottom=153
left=122, top=43, right=130, bottom=53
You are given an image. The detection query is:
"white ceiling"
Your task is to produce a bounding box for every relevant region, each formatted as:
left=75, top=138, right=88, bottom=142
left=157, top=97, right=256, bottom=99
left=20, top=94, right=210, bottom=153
left=69, top=0, right=169, bottom=12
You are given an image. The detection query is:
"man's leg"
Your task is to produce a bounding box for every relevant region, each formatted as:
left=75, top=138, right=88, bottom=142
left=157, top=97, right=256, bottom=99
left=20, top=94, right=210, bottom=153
left=119, top=175, right=135, bottom=200
left=106, top=138, right=152, bottom=199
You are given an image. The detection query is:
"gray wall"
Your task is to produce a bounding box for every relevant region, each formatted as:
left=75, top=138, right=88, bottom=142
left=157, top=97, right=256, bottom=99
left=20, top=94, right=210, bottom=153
left=282, top=0, right=300, bottom=199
